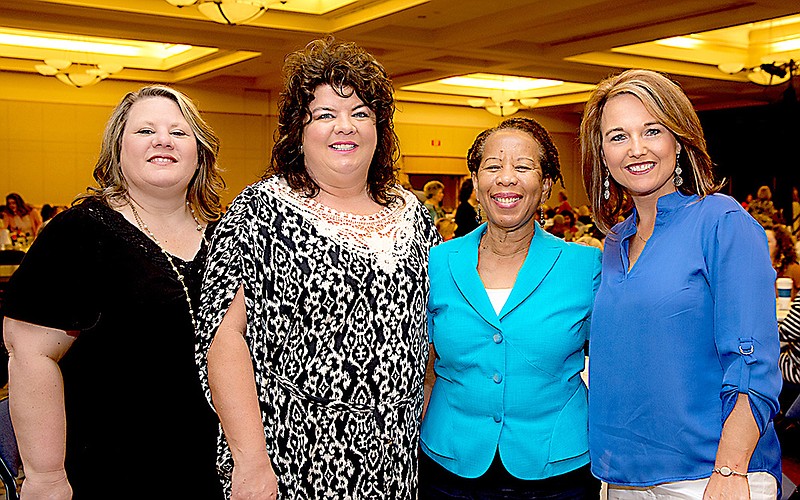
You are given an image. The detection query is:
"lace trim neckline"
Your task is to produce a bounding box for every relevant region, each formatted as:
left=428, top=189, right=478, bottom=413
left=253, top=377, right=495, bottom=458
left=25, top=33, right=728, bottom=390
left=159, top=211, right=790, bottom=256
left=263, top=177, right=419, bottom=273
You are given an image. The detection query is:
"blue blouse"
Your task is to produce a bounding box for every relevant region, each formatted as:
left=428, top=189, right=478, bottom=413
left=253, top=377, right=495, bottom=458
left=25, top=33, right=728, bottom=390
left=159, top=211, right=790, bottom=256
left=589, top=191, right=782, bottom=486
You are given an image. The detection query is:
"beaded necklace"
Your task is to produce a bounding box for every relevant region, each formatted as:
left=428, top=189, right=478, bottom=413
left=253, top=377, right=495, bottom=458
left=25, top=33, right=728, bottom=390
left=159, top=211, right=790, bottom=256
left=127, top=197, right=204, bottom=330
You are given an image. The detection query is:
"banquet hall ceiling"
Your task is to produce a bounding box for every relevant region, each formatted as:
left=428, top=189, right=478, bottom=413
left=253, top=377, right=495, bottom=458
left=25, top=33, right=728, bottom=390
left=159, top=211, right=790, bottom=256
left=1, top=0, right=799, bottom=112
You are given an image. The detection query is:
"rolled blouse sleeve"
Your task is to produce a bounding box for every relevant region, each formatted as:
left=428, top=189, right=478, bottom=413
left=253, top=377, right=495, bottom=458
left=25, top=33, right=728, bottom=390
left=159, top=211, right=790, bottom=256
left=709, top=209, right=781, bottom=433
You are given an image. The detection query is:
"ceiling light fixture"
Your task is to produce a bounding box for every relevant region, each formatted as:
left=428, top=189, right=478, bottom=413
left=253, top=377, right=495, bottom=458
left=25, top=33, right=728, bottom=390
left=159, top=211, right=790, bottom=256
left=164, top=0, right=277, bottom=25
left=468, top=96, right=540, bottom=117
left=34, top=59, right=123, bottom=88
left=718, top=59, right=797, bottom=86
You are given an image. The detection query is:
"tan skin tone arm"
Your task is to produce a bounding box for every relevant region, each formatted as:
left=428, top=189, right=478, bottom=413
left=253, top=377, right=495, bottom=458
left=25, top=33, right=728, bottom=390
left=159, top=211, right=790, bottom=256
left=207, top=285, right=277, bottom=500
left=4, top=317, right=75, bottom=500
left=703, top=393, right=760, bottom=500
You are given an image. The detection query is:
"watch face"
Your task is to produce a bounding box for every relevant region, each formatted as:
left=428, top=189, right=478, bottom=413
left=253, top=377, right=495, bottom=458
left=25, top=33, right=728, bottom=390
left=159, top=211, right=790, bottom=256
left=719, top=466, right=733, bottom=476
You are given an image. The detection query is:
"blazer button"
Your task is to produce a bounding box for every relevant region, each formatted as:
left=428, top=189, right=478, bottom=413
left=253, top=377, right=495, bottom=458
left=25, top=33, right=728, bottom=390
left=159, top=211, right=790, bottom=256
left=493, top=333, right=503, bottom=344
left=493, top=372, right=503, bottom=383
left=493, top=412, right=502, bottom=423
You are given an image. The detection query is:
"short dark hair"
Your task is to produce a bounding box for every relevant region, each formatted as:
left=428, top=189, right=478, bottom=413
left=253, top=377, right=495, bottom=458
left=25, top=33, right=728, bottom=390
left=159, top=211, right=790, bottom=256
left=268, top=36, right=400, bottom=206
left=467, top=117, right=563, bottom=188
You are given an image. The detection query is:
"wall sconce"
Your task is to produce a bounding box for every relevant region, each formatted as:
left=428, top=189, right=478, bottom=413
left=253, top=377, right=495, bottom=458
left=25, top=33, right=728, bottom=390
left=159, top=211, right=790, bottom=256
left=164, top=0, right=276, bottom=25
left=718, top=60, right=797, bottom=86
left=34, top=59, right=124, bottom=88
left=468, top=97, right=540, bottom=117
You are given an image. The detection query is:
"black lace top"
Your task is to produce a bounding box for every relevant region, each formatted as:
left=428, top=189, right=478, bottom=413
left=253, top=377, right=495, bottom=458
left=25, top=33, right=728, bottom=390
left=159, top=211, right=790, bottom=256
left=4, top=199, right=223, bottom=498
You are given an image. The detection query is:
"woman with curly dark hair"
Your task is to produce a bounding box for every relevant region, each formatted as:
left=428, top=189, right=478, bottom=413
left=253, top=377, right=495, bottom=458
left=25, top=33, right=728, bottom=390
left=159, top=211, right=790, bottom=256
left=197, top=37, right=440, bottom=499
left=766, top=224, right=800, bottom=299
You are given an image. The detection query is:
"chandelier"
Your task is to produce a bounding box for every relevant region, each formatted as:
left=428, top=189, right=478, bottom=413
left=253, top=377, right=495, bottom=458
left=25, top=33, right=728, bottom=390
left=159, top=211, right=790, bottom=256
left=468, top=96, right=540, bottom=117
left=34, top=59, right=124, bottom=88
left=718, top=59, right=798, bottom=86
left=164, top=0, right=276, bottom=25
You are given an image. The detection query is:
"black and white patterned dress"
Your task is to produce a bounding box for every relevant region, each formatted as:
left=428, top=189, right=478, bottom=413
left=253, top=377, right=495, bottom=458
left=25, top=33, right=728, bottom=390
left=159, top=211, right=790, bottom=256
left=197, top=176, right=441, bottom=499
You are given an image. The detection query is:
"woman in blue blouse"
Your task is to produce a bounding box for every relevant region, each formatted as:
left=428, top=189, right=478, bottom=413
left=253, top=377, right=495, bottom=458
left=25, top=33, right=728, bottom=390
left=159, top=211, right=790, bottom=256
left=420, top=117, right=602, bottom=499
left=580, top=69, right=782, bottom=499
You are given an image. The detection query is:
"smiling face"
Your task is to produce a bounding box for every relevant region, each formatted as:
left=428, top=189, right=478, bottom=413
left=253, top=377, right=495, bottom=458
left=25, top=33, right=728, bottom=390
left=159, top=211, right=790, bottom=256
left=472, top=129, right=552, bottom=233
left=302, top=84, right=377, bottom=190
left=601, top=93, right=681, bottom=202
left=120, top=96, right=198, bottom=198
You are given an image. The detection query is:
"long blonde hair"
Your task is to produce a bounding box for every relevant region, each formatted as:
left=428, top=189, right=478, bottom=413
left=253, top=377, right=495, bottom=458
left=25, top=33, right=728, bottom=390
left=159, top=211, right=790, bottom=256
left=76, top=85, right=225, bottom=222
left=580, top=69, right=722, bottom=233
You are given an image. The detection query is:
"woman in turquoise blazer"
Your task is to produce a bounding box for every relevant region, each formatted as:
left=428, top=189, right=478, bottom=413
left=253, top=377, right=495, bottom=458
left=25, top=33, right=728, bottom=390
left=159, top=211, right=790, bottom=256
left=420, top=117, right=602, bottom=499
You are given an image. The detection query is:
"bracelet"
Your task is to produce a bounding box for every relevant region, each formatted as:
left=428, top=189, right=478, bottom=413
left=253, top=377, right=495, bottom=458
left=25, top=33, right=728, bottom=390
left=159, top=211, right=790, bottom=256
left=713, top=466, right=748, bottom=478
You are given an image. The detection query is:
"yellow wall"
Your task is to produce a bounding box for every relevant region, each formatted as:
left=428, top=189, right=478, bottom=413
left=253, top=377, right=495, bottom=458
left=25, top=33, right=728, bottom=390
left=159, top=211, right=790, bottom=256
left=0, top=72, right=273, bottom=208
left=393, top=101, right=585, bottom=208
left=0, top=72, right=586, bottom=210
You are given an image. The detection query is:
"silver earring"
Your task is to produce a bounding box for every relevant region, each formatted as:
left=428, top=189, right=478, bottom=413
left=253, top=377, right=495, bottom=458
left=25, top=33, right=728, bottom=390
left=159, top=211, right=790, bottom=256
left=540, top=206, right=546, bottom=225
left=603, top=168, right=610, bottom=200
left=673, top=151, right=683, bottom=187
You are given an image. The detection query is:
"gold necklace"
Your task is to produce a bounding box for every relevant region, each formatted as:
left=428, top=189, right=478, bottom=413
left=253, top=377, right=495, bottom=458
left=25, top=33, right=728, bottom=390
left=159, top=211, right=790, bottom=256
left=127, top=197, right=204, bottom=330
left=635, top=231, right=649, bottom=244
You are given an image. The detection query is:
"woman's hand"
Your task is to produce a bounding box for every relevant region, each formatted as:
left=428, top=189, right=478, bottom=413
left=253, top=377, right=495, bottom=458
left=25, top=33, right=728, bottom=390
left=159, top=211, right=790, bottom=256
left=231, top=457, right=278, bottom=500
left=20, top=469, right=72, bottom=500
left=703, top=473, right=749, bottom=500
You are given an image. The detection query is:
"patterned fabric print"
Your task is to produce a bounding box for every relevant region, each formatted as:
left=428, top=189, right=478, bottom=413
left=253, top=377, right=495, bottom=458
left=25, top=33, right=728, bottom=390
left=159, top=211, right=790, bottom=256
left=197, top=176, right=441, bottom=499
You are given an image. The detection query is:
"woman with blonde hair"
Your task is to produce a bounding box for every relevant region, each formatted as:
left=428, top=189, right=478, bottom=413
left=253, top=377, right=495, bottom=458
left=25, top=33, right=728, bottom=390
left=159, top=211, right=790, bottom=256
left=581, top=69, right=781, bottom=499
left=424, top=180, right=446, bottom=222
left=4, top=85, right=225, bottom=498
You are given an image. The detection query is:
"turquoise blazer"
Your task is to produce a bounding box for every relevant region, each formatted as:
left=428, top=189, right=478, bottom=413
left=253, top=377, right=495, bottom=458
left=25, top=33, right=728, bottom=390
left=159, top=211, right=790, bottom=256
left=421, top=223, right=602, bottom=479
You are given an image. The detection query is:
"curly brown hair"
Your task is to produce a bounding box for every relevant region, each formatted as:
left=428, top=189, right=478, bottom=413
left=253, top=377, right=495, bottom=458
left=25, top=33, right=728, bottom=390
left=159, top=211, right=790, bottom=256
left=769, top=225, right=798, bottom=275
left=267, top=36, right=400, bottom=206
left=467, top=117, right=563, bottom=187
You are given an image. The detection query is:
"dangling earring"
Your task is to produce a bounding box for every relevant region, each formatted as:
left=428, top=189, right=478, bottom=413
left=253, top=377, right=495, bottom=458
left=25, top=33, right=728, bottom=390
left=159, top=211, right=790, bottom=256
left=603, top=167, right=611, bottom=200
left=540, top=206, right=546, bottom=225
left=673, top=150, right=683, bottom=187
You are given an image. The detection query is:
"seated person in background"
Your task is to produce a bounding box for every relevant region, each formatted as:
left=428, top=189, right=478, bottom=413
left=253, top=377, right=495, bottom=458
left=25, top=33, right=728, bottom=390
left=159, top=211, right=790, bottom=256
left=574, top=224, right=604, bottom=250
left=39, top=204, right=66, bottom=226
left=3, top=192, right=42, bottom=238
left=559, top=209, right=579, bottom=241
left=424, top=180, right=446, bottom=222
left=454, top=178, right=480, bottom=237
left=547, top=213, right=567, bottom=239
left=576, top=204, right=593, bottom=225
left=556, top=189, right=573, bottom=213
left=776, top=294, right=800, bottom=459
left=435, top=217, right=457, bottom=241
left=748, top=185, right=778, bottom=223
left=766, top=224, right=800, bottom=299
left=401, top=180, right=426, bottom=203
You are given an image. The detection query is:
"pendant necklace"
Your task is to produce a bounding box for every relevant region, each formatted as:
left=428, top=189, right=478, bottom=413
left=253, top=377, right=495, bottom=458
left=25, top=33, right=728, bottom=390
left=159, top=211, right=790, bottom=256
left=127, top=197, right=205, bottom=330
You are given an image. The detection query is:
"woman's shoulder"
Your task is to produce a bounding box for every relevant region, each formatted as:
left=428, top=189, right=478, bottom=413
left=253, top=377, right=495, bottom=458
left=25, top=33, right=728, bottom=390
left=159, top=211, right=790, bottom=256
left=694, top=192, right=745, bottom=212
left=430, top=228, right=479, bottom=256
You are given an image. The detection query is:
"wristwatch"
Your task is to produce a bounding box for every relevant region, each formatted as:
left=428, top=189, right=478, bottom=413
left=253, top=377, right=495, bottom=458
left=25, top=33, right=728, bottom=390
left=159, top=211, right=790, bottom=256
left=713, top=466, right=749, bottom=478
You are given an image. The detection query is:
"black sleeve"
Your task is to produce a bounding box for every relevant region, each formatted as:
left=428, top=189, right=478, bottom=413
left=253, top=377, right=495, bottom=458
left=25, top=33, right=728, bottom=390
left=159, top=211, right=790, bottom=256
left=3, top=205, right=102, bottom=332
